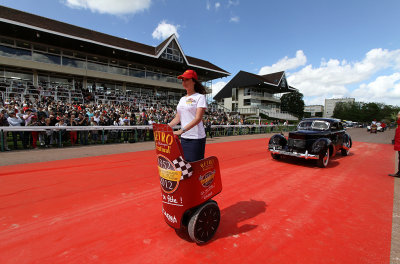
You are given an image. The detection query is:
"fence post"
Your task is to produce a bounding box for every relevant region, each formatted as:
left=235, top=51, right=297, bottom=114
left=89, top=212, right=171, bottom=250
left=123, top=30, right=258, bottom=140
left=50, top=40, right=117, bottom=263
left=0, top=129, right=3, bottom=152
left=134, top=128, right=138, bottom=142
left=58, top=130, right=62, bottom=148
left=102, top=129, right=105, bottom=144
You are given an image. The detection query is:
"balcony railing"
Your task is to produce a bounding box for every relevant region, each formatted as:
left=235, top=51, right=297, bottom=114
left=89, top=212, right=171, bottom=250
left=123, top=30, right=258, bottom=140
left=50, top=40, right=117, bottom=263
left=0, top=44, right=180, bottom=85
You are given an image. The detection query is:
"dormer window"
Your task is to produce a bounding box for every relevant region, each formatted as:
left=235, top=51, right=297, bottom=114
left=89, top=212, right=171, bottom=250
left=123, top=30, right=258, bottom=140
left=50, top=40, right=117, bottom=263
left=161, top=41, right=184, bottom=63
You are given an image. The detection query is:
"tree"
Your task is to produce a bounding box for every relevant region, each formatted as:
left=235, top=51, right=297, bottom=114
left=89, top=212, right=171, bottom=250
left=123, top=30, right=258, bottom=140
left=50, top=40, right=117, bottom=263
left=333, top=101, right=362, bottom=121
left=280, top=90, right=305, bottom=118
left=333, top=101, right=400, bottom=122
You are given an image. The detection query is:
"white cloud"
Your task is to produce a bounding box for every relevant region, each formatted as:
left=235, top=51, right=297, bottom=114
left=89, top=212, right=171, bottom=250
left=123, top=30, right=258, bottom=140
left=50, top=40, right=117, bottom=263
left=257, top=48, right=400, bottom=106
left=228, top=0, right=240, bottom=7
left=152, top=21, right=180, bottom=40
left=230, top=16, right=240, bottom=23
left=259, top=50, right=307, bottom=75
left=212, top=81, right=227, bottom=99
left=215, top=2, right=221, bottom=10
left=63, top=0, right=151, bottom=15
left=351, top=73, right=400, bottom=105
left=206, top=1, right=211, bottom=10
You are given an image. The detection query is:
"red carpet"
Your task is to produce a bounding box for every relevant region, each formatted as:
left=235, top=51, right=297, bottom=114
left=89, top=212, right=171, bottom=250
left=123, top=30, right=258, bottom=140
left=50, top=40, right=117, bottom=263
left=0, top=138, right=394, bottom=263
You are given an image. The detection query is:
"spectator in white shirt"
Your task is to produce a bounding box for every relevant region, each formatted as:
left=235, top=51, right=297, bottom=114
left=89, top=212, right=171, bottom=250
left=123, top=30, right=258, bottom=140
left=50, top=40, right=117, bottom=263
left=7, top=111, right=26, bottom=149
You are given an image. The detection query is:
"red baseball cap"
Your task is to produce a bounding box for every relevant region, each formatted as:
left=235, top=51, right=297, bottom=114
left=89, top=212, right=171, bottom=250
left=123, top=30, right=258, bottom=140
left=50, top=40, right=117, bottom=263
left=177, top=69, right=198, bottom=80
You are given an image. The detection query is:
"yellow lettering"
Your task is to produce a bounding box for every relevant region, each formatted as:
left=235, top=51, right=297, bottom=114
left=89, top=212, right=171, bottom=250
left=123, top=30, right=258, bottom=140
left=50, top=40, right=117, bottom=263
left=166, top=134, right=173, bottom=146
left=158, top=167, right=182, bottom=181
left=161, top=132, right=166, bottom=143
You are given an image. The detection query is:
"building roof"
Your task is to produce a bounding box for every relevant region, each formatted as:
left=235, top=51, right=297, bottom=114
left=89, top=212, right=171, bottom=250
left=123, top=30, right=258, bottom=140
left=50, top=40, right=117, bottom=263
left=0, top=5, right=230, bottom=80
left=214, top=70, right=297, bottom=100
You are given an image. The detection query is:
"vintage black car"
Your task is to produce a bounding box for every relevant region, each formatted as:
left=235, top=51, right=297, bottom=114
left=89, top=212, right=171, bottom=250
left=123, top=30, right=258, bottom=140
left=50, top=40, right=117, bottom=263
left=268, top=118, right=352, bottom=168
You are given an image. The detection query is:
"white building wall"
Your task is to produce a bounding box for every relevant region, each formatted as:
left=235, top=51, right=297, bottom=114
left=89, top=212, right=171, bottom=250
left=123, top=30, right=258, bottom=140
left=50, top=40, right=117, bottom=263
left=324, top=98, right=355, bottom=118
left=224, top=97, right=232, bottom=111
left=237, top=88, right=245, bottom=108
left=304, top=105, right=324, bottom=116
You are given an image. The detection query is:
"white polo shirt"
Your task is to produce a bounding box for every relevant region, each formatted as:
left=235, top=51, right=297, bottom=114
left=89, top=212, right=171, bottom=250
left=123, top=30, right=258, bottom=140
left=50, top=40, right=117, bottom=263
left=177, top=93, right=207, bottom=139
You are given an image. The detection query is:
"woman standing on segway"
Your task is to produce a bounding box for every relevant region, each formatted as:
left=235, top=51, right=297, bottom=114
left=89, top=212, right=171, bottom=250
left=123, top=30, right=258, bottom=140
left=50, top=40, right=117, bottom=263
left=168, top=69, right=207, bottom=162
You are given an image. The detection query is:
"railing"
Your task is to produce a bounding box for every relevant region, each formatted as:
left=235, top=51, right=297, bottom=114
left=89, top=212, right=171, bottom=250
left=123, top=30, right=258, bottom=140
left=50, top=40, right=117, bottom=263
left=0, top=125, right=295, bottom=152
left=0, top=44, right=181, bottom=85
left=208, top=102, right=234, bottom=113
left=235, top=107, right=259, bottom=115
left=244, top=93, right=281, bottom=103
left=259, top=108, right=298, bottom=121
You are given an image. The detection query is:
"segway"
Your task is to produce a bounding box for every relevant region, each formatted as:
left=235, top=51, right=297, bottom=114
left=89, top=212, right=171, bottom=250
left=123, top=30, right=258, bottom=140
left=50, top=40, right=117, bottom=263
left=153, top=124, right=223, bottom=244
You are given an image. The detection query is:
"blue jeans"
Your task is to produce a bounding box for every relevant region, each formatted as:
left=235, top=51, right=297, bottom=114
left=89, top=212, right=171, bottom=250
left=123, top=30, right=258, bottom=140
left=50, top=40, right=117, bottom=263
left=180, top=137, right=206, bottom=162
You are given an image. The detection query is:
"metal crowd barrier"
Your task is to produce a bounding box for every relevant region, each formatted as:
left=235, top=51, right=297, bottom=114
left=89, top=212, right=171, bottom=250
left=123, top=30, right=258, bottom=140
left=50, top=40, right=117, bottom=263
left=0, top=125, right=295, bottom=152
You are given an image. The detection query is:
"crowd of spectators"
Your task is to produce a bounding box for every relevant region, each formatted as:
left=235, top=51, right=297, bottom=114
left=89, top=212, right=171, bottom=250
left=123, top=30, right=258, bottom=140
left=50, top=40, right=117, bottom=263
left=0, top=97, right=244, bottom=150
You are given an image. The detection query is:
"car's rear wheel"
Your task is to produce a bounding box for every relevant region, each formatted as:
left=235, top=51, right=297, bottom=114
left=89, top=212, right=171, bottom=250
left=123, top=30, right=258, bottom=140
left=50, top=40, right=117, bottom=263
left=341, top=137, right=351, bottom=156
left=271, top=153, right=281, bottom=160
left=317, top=148, right=330, bottom=168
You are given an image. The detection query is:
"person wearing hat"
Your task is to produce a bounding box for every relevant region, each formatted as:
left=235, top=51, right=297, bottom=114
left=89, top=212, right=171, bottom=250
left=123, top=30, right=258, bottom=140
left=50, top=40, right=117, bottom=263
left=389, top=111, right=400, bottom=177
left=168, top=69, right=207, bottom=162
left=7, top=111, right=25, bottom=149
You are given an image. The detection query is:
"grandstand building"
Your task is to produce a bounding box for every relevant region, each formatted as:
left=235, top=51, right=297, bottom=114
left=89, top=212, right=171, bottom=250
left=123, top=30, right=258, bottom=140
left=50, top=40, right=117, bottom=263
left=214, top=70, right=298, bottom=120
left=0, top=5, right=230, bottom=107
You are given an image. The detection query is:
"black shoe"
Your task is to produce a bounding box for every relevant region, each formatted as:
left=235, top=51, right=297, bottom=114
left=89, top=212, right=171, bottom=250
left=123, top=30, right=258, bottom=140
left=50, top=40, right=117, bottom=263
left=388, top=173, right=400, bottom=177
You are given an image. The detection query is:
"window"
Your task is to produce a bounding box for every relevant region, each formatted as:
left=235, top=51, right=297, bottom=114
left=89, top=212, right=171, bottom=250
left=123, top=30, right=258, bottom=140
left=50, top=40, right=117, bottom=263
left=297, top=121, right=313, bottom=130
left=146, top=71, right=161, bottom=80
left=48, top=47, right=61, bottom=55
left=109, top=65, right=128, bottom=75
left=62, top=50, right=73, bottom=57
left=0, top=37, right=14, bottom=46
left=33, top=45, right=47, bottom=52
left=232, top=88, right=237, bottom=101
left=129, top=68, right=145, bottom=78
left=62, top=57, right=86, bottom=68
left=5, top=70, right=33, bottom=81
left=87, top=61, right=108, bottom=72
left=0, top=45, right=32, bottom=60
left=15, top=41, right=31, bottom=49
left=161, top=41, right=184, bottom=63
left=33, top=52, right=61, bottom=64
left=312, top=120, right=330, bottom=130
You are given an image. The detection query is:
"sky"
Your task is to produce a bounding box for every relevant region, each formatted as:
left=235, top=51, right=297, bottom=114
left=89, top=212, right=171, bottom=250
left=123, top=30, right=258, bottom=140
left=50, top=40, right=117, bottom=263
left=1, top=0, right=400, bottom=106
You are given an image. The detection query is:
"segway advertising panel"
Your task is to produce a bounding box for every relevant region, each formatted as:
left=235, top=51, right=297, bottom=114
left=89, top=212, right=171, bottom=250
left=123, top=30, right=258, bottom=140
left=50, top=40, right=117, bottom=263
left=153, top=123, right=222, bottom=243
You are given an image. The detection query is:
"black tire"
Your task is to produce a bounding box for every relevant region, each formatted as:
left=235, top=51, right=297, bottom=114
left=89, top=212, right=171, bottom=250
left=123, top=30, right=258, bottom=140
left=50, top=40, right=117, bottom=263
left=317, top=148, right=330, bottom=168
left=188, top=201, right=220, bottom=244
left=271, top=153, right=281, bottom=160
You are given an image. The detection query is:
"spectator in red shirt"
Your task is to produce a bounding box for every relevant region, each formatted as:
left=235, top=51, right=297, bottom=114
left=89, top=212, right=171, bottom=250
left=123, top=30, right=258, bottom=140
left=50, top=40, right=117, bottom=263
left=389, top=112, right=400, bottom=177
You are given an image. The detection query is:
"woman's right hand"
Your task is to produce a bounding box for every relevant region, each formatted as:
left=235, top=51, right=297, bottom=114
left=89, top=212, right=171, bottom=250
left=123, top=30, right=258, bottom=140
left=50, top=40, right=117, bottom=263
left=173, top=129, right=184, bottom=136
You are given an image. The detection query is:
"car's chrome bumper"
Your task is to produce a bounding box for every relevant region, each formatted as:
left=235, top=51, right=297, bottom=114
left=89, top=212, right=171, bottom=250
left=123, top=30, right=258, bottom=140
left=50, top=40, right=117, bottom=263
left=269, top=147, right=319, bottom=160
